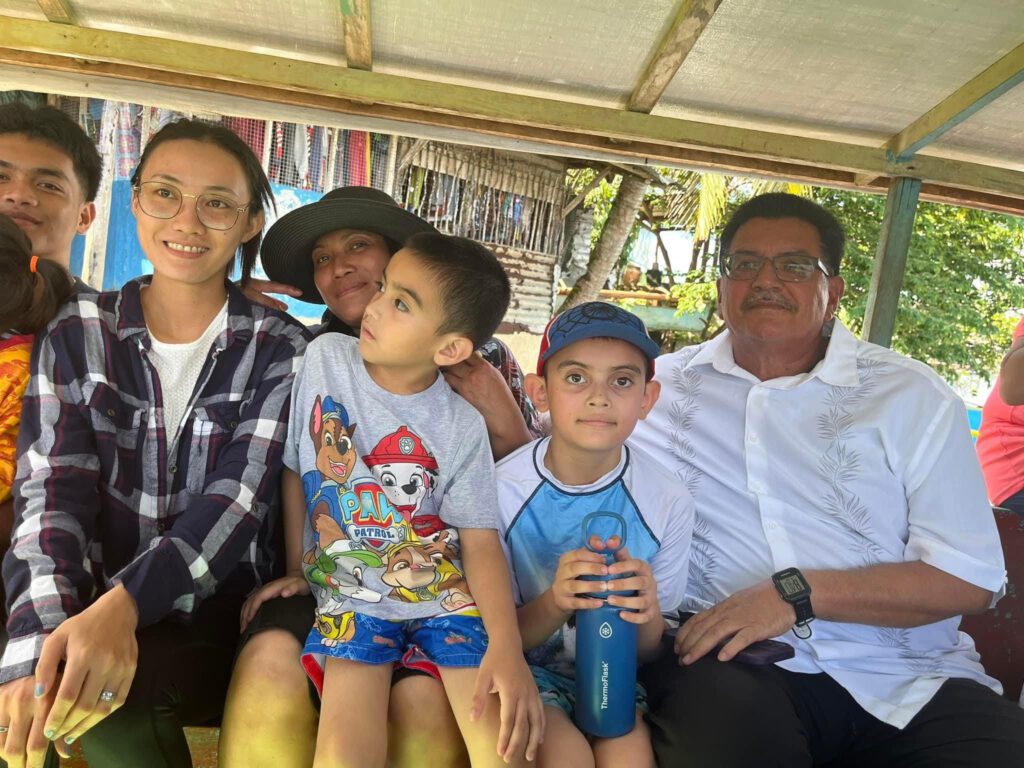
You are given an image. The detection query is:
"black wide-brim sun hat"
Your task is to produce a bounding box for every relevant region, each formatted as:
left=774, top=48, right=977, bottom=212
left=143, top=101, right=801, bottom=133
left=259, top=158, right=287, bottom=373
left=260, top=186, right=437, bottom=304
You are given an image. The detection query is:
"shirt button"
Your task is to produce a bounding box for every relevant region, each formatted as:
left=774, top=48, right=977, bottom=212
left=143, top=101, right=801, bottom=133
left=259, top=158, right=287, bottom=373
left=156, top=521, right=166, bottom=533
left=106, top=408, right=116, bottom=418
left=169, top=464, right=177, bottom=474
left=229, top=420, right=238, bottom=429
left=748, top=433, right=759, bottom=445
left=751, top=482, right=763, bottom=493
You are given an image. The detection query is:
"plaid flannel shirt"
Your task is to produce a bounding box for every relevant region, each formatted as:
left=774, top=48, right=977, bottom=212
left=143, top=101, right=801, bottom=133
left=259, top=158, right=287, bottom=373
left=1, top=277, right=310, bottom=682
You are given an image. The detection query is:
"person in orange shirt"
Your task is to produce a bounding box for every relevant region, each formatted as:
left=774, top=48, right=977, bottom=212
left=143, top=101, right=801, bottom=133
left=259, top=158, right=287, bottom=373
left=0, top=213, right=74, bottom=552
left=976, top=316, right=1024, bottom=514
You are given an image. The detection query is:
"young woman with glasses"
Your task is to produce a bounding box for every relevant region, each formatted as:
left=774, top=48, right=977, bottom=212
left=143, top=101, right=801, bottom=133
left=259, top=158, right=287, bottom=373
left=0, top=119, right=308, bottom=768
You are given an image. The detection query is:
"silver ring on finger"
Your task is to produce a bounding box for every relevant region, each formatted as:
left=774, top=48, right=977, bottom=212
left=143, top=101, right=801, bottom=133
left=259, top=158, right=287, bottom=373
left=99, top=690, right=116, bottom=703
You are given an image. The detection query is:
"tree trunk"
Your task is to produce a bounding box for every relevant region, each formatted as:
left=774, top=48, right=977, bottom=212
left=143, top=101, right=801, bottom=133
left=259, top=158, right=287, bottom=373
left=561, top=173, right=647, bottom=309
left=654, top=229, right=676, bottom=286
left=688, top=238, right=704, bottom=273
left=697, top=237, right=712, bottom=273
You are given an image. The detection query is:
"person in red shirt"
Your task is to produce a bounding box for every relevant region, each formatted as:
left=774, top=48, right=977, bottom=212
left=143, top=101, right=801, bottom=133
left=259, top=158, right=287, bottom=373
left=977, top=316, right=1024, bottom=513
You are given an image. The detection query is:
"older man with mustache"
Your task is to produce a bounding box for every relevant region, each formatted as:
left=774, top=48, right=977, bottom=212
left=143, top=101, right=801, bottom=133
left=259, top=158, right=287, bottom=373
left=630, top=193, right=1024, bottom=766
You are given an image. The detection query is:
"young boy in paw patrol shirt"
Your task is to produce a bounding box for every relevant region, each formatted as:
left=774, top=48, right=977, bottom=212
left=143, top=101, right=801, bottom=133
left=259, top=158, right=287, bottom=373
left=496, top=302, right=694, bottom=767
left=246, top=233, right=542, bottom=767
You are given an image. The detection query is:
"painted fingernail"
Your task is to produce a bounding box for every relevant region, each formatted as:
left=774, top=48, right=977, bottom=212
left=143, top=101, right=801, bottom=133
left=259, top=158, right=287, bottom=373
left=34, top=682, right=45, bottom=697
left=45, top=729, right=55, bottom=739
left=65, top=736, right=76, bottom=745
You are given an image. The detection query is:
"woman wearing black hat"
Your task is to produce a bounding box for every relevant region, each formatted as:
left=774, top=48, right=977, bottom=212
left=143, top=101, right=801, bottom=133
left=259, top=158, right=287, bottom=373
left=223, top=186, right=541, bottom=767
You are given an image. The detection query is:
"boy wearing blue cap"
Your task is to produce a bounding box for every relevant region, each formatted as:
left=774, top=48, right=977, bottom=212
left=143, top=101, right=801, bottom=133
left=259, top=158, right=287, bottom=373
left=495, top=301, right=694, bottom=767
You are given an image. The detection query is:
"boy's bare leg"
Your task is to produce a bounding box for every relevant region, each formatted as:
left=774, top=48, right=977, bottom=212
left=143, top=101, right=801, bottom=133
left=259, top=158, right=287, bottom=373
left=591, top=710, right=654, bottom=768
left=535, top=707, right=594, bottom=768
left=438, top=666, right=530, bottom=768
left=389, top=674, right=469, bottom=767
left=220, top=629, right=317, bottom=768
left=315, top=658, right=393, bottom=768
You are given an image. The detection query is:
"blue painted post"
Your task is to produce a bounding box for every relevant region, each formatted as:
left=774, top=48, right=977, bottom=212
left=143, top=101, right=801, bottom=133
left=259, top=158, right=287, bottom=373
left=862, top=176, right=921, bottom=348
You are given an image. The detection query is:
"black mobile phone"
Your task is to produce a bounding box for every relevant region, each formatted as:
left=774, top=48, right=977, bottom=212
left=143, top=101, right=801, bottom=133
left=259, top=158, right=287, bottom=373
left=726, top=638, right=795, bottom=666
left=663, top=627, right=795, bottom=666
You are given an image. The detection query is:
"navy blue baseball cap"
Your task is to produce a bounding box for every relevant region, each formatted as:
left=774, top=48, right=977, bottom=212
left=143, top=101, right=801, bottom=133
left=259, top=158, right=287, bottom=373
left=537, top=301, right=660, bottom=379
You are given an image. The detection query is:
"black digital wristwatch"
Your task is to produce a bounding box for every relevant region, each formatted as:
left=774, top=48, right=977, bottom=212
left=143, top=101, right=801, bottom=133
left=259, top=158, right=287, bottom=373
left=772, top=567, right=814, bottom=639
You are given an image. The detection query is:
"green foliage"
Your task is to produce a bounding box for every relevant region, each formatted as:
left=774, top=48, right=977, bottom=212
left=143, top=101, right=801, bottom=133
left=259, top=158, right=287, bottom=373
left=817, top=188, right=1024, bottom=383
left=566, top=168, right=621, bottom=250
left=565, top=167, right=1023, bottom=382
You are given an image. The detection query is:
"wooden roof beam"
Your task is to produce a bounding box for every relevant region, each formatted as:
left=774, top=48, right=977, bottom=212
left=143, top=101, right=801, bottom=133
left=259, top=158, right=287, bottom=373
left=628, top=0, right=723, bottom=113
left=35, top=0, right=76, bottom=25
left=886, top=40, right=1024, bottom=162
left=341, top=0, right=372, bottom=71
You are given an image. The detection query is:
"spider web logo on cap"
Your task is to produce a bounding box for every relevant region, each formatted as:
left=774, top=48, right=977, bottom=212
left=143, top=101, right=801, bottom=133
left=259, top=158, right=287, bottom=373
left=549, top=301, right=642, bottom=344
left=537, top=301, right=658, bottom=377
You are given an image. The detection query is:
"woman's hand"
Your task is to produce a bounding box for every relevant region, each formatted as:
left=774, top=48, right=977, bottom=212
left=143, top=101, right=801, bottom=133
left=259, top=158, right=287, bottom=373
left=0, top=674, right=59, bottom=768
left=443, top=353, right=531, bottom=459
left=35, top=585, right=140, bottom=756
left=239, top=278, right=303, bottom=313
left=240, top=573, right=310, bottom=632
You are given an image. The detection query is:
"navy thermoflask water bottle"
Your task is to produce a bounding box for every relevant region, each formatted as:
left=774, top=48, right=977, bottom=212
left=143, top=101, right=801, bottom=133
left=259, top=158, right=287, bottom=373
left=575, top=512, right=637, bottom=738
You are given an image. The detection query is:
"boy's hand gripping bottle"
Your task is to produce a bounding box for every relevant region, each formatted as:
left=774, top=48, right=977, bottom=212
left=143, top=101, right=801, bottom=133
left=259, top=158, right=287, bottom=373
left=575, top=512, right=637, bottom=738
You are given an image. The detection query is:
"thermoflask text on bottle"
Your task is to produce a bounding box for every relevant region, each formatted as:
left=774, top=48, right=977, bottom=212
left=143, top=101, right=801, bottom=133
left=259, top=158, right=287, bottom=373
left=575, top=512, right=637, bottom=738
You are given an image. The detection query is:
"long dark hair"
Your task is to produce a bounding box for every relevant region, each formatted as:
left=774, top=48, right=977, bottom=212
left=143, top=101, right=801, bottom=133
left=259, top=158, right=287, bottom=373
left=0, top=214, right=74, bottom=334
left=130, top=119, right=275, bottom=282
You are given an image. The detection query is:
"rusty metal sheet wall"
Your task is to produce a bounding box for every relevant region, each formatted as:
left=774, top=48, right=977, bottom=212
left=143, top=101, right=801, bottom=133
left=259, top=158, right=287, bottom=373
left=491, top=245, right=558, bottom=334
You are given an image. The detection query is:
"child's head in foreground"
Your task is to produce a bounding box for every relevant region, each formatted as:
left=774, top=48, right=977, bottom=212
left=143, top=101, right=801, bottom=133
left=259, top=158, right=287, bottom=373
left=0, top=213, right=74, bottom=335
left=528, top=301, right=661, bottom=456
left=359, top=232, right=511, bottom=373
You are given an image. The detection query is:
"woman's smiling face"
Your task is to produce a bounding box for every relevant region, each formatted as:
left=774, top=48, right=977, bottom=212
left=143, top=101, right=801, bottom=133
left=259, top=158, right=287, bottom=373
left=131, top=138, right=261, bottom=288
left=311, top=228, right=392, bottom=328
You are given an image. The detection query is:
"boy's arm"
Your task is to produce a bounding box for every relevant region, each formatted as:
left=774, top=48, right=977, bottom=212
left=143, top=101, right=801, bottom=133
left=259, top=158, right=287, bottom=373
left=281, top=468, right=307, bottom=574
left=461, top=526, right=529, bottom=657
left=459, top=527, right=544, bottom=760
left=516, top=547, right=609, bottom=650
left=516, top=591, right=568, bottom=650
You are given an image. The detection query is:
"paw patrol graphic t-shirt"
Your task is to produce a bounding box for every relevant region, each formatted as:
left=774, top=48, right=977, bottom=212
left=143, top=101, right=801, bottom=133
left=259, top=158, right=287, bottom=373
left=284, top=334, right=497, bottom=645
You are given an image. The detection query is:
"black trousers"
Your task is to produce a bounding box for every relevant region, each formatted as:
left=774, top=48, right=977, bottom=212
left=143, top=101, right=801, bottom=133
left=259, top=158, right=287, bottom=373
left=640, top=637, right=1024, bottom=767
left=72, top=594, right=244, bottom=768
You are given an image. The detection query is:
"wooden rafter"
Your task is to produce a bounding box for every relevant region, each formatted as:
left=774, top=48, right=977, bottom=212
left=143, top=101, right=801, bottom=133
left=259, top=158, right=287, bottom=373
left=35, top=0, right=75, bottom=25
left=886, top=40, right=1024, bottom=161
left=3, top=16, right=1024, bottom=214
left=627, top=0, right=723, bottom=113
left=341, top=0, right=372, bottom=71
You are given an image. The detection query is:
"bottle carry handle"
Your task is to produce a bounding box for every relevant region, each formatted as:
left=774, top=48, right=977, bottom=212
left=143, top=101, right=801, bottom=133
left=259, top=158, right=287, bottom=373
left=581, top=511, right=627, bottom=554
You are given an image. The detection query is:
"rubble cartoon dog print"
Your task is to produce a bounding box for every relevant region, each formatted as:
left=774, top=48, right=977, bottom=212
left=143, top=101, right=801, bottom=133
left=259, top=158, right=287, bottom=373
left=381, top=540, right=474, bottom=612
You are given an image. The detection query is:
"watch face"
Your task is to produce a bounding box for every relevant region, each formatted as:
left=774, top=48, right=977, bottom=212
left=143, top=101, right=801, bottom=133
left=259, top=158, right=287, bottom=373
left=778, top=573, right=807, bottom=598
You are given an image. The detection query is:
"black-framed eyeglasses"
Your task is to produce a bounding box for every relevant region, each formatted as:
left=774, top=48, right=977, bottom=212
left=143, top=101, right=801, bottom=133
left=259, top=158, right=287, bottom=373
left=720, top=252, right=832, bottom=283
left=133, top=181, right=250, bottom=231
